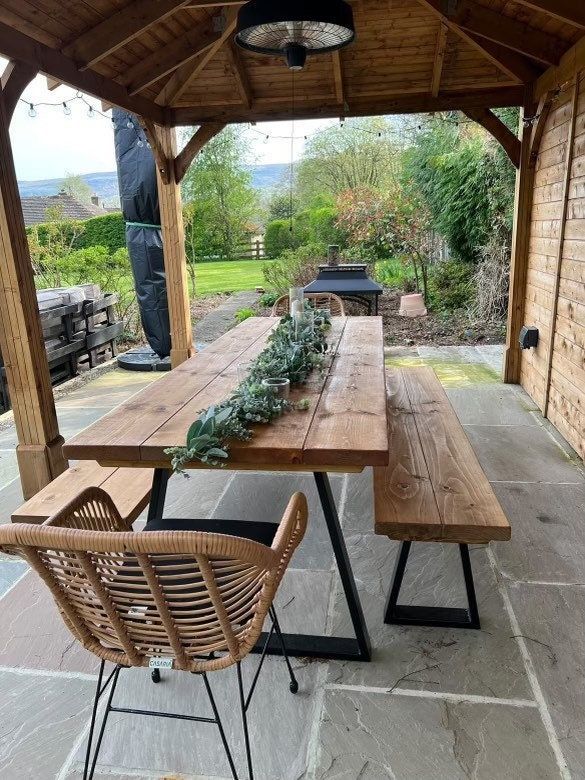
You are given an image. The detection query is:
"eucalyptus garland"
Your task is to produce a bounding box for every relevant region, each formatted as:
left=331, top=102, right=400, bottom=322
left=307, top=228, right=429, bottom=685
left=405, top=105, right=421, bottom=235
left=165, top=310, right=332, bottom=472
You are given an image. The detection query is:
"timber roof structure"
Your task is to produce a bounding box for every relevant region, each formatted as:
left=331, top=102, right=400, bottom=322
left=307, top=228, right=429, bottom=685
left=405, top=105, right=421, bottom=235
left=0, top=1, right=584, bottom=126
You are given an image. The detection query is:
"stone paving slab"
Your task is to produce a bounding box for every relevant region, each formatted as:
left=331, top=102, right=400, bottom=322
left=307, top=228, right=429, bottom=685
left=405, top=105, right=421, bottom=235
left=72, top=660, right=319, bottom=780
left=0, top=560, right=27, bottom=598
left=507, top=582, right=584, bottom=779
left=463, top=423, right=584, bottom=484
left=445, top=383, right=540, bottom=426
left=492, top=481, right=585, bottom=585
left=0, top=670, right=94, bottom=780
left=326, top=537, right=533, bottom=700
left=308, top=689, right=559, bottom=779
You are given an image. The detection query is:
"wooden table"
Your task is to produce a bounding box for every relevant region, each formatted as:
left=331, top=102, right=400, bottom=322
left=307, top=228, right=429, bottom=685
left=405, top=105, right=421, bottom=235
left=64, top=316, right=389, bottom=662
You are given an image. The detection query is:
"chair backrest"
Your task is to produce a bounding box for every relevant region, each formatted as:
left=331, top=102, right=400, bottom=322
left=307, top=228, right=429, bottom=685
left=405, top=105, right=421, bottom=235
left=0, top=487, right=308, bottom=674
left=272, top=292, right=346, bottom=317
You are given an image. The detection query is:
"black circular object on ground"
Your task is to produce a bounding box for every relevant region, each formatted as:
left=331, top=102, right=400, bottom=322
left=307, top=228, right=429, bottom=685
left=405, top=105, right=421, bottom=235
left=117, top=347, right=172, bottom=372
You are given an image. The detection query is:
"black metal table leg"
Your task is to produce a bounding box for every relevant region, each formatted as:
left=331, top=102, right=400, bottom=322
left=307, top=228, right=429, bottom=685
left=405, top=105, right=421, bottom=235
left=148, top=468, right=170, bottom=523
left=384, top=542, right=481, bottom=630
left=252, top=473, right=372, bottom=662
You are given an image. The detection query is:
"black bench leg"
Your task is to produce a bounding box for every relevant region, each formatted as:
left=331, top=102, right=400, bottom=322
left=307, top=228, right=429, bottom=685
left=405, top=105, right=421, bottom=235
left=384, top=542, right=481, bottom=630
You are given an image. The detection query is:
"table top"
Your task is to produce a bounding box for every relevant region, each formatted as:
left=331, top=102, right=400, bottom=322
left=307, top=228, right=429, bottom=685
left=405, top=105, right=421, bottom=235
left=63, top=317, right=389, bottom=472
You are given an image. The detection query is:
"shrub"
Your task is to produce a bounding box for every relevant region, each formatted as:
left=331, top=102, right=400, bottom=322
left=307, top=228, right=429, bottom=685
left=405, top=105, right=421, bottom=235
left=376, top=257, right=416, bottom=290
left=262, top=243, right=326, bottom=294
left=77, top=213, right=125, bottom=253
left=264, top=219, right=297, bottom=257
left=428, top=260, right=474, bottom=311
left=259, top=292, right=278, bottom=308
left=235, top=307, right=255, bottom=323
left=471, top=240, right=510, bottom=322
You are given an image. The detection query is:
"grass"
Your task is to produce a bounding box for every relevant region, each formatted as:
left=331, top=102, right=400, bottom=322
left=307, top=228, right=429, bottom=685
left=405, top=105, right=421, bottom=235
left=191, top=259, right=265, bottom=296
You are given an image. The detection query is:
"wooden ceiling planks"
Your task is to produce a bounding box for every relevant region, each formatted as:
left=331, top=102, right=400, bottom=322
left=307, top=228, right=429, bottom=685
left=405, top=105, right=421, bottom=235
left=0, top=0, right=583, bottom=125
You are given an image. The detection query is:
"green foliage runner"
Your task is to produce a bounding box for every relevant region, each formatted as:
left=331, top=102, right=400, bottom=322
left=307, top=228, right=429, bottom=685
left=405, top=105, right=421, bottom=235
left=166, top=311, right=332, bottom=472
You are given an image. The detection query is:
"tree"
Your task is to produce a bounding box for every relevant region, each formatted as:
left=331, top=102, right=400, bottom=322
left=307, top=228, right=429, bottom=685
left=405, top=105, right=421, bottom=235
left=402, top=113, right=518, bottom=263
left=61, top=173, right=93, bottom=204
left=296, top=117, right=402, bottom=203
left=181, top=126, right=259, bottom=262
left=336, top=185, right=434, bottom=301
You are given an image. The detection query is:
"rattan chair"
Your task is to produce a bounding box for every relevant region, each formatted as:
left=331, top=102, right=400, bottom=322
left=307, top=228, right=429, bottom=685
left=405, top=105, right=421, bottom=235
left=0, top=487, right=308, bottom=780
left=271, top=292, right=346, bottom=317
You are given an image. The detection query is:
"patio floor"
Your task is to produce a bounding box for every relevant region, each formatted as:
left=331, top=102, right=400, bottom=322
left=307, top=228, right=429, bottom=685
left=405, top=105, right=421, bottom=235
left=0, top=345, right=583, bottom=779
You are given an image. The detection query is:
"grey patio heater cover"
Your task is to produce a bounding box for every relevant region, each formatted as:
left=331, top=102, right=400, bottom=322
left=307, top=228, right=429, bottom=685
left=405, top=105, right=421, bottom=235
left=113, top=108, right=171, bottom=358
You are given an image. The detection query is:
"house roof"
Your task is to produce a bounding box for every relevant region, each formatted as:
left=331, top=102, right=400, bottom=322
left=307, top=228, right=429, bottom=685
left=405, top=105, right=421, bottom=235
left=21, top=193, right=106, bottom=227
left=0, top=1, right=583, bottom=126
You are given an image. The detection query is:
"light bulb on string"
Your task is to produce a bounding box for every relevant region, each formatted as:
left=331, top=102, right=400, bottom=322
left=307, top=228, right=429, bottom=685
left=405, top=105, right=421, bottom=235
left=63, top=102, right=71, bottom=116
left=126, top=120, right=134, bottom=130
left=87, top=105, right=95, bottom=118
left=136, top=138, right=144, bottom=148
left=28, top=103, right=36, bottom=118
left=111, top=118, right=118, bottom=130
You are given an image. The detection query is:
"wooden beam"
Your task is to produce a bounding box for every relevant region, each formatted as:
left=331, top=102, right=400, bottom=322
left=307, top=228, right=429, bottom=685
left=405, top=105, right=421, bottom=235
left=0, top=21, right=164, bottom=123
left=431, top=23, right=448, bottom=97
left=155, top=125, right=194, bottom=367
left=529, top=90, right=555, bottom=164
left=536, top=36, right=585, bottom=99
left=1, top=61, right=36, bottom=121
left=171, top=85, right=526, bottom=124
left=0, top=93, right=67, bottom=497
left=63, top=0, right=191, bottom=70
left=174, top=122, right=226, bottom=182
left=332, top=51, right=346, bottom=107
left=226, top=41, right=253, bottom=110
left=140, top=119, right=172, bottom=185
left=122, top=23, right=221, bottom=97
left=447, top=0, right=565, bottom=66
left=156, top=7, right=238, bottom=106
left=511, top=0, right=585, bottom=30
left=464, top=108, right=521, bottom=168
left=543, top=77, right=580, bottom=416
left=416, top=0, right=542, bottom=83
left=504, top=92, right=536, bottom=383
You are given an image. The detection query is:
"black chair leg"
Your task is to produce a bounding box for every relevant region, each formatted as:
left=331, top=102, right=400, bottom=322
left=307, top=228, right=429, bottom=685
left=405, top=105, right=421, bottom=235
left=237, top=662, right=254, bottom=780
left=84, top=664, right=122, bottom=780
left=269, top=606, right=299, bottom=694
left=202, top=672, right=239, bottom=780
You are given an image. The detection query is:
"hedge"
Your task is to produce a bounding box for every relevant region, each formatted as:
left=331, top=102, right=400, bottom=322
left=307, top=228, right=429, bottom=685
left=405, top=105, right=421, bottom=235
left=26, top=212, right=126, bottom=254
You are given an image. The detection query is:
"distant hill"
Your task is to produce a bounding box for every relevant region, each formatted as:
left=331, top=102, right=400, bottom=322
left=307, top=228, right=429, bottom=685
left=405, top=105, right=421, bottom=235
left=17, top=163, right=289, bottom=206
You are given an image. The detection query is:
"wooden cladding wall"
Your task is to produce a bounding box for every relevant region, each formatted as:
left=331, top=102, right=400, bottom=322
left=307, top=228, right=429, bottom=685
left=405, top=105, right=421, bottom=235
left=521, top=73, right=585, bottom=460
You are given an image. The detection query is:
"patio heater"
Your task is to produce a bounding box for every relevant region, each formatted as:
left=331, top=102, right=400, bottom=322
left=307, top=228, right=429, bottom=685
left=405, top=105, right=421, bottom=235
left=112, top=108, right=172, bottom=371
left=235, top=0, right=355, bottom=70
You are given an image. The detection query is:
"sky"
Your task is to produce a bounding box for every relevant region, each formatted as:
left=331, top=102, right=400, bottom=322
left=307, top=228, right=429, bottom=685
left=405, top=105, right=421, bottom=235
left=5, top=61, right=336, bottom=182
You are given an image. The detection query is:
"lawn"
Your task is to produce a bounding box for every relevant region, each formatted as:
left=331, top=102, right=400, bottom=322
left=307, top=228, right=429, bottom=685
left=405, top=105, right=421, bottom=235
left=192, top=259, right=266, bottom=296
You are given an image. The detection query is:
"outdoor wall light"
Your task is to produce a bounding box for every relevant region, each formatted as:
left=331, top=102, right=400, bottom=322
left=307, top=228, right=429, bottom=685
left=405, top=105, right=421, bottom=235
left=235, top=0, right=355, bottom=70
left=519, top=326, right=539, bottom=350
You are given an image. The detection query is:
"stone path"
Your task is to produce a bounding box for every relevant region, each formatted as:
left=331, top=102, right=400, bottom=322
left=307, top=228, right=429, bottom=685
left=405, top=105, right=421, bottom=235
left=0, top=343, right=584, bottom=779
left=195, top=290, right=260, bottom=346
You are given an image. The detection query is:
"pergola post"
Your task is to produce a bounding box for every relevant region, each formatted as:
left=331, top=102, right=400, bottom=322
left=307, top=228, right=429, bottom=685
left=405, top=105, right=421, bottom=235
left=155, top=125, right=194, bottom=368
left=503, top=93, right=535, bottom=384
left=0, top=88, right=67, bottom=498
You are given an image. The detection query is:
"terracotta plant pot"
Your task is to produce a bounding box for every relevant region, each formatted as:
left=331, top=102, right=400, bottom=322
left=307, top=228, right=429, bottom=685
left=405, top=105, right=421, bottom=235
left=399, top=293, right=428, bottom=318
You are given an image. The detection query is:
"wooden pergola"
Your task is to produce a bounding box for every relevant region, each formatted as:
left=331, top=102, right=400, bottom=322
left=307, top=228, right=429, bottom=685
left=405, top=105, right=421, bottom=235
left=0, top=0, right=584, bottom=498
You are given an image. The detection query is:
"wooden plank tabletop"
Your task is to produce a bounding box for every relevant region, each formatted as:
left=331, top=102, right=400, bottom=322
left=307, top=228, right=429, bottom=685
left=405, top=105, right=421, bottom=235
left=63, top=317, right=389, bottom=471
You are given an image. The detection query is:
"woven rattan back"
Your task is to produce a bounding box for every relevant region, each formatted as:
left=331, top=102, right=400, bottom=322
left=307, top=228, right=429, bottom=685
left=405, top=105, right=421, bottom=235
left=0, top=488, right=308, bottom=673
left=271, top=293, right=346, bottom=317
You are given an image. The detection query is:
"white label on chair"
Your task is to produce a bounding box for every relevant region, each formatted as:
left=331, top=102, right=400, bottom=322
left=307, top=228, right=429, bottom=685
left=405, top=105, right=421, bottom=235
left=149, top=658, right=174, bottom=670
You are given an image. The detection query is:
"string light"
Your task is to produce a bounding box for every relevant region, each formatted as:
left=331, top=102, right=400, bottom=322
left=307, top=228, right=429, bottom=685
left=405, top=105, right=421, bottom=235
left=18, top=94, right=149, bottom=148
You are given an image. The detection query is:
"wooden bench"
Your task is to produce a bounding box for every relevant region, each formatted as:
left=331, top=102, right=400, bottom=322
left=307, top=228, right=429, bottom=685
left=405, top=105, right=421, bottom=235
left=374, top=366, right=511, bottom=630
left=12, top=461, right=153, bottom=527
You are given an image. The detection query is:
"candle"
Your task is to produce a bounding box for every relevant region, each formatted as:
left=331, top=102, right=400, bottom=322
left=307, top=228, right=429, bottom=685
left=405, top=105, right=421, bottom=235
left=291, top=300, right=303, bottom=318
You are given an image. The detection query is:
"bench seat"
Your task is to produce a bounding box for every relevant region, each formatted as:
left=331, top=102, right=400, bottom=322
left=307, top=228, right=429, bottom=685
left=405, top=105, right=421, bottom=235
left=375, top=366, right=510, bottom=545
left=12, top=461, right=152, bottom=526
left=374, top=366, right=510, bottom=630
